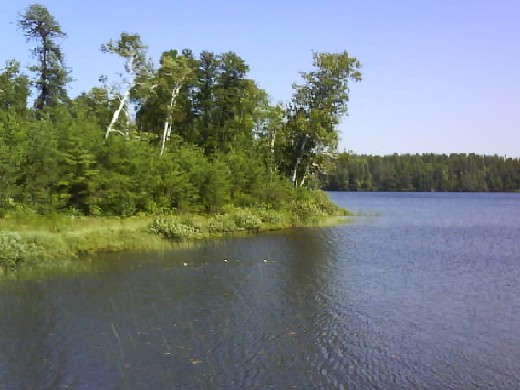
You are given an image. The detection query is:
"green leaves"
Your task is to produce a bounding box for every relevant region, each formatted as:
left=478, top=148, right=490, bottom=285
left=283, top=51, right=362, bottom=186
left=0, top=60, right=30, bottom=114
left=101, top=32, right=148, bottom=72
left=18, top=4, right=66, bottom=40
left=3, top=9, right=363, bottom=220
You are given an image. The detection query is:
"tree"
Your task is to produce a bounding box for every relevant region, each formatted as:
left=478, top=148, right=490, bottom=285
left=0, top=60, right=30, bottom=115
left=212, top=52, right=252, bottom=153
left=192, top=51, right=267, bottom=155
left=4, top=6, right=373, bottom=219
left=18, top=4, right=69, bottom=110
left=57, top=130, right=99, bottom=214
left=72, top=87, right=114, bottom=129
left=135, top=50, right=192, bottom=155
left=194, top=50, right=218, bottom=151
left=285, top=51, right=362, bottom=186
left=136, top=50, right=197, bottom=146
left=16, top=118, right=61, bottom=210
left=101, top=32, right=150, bottom=138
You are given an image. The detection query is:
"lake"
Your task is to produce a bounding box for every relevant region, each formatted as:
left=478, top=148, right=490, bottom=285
left=1, top=192, right=520, bottom=389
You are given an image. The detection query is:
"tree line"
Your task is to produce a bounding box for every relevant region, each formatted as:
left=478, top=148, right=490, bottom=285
left=322, top=153, right=520, bottom=192
left=0, top=4, right=362, bottom=217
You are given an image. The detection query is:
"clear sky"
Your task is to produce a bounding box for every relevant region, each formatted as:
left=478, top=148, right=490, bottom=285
left=2, top=0, right=519, bottom=156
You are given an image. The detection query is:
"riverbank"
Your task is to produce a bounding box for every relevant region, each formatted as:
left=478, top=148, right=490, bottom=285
left=0, top=199, right=348, bottom=271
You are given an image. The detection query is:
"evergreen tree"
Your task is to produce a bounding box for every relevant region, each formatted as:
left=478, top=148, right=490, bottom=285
left=18, top=4, right=69, bottom=110
left=0, top=60, right=30, bottom=115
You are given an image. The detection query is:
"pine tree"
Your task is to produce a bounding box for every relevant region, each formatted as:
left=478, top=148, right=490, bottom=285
left=18, top=4, right=69, bottom=110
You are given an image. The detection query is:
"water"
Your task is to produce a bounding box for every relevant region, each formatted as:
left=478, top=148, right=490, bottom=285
left=1, top=192, right=520, bottom=389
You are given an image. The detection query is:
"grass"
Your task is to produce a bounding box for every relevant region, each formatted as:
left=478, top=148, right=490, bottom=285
left=0, top=192, right=349, bottom=272
left=0, top=214, right=168, bottom=270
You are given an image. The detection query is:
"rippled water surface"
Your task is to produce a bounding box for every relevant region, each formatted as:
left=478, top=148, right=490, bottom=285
left=1, top=192, right=520, bottom=389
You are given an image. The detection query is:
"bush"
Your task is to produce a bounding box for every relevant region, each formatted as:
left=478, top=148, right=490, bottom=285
left=256, top=208, right=285, bottom=225
left=0, top=231, right=75, bottom=269
left=207, top=214, right=236, bottom=233
left=233, top=210, right=262, bottom=231
left=149, top=217, right=202, bottom=239
left=286, top=188, right=347, bottom=222
left=0, top=232, right=33, bottom=269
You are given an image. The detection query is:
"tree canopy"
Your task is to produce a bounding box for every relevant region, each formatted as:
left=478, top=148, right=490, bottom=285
left=18, top=3, right=69, bottom=110
left=1, top=4, right=365, bottom=217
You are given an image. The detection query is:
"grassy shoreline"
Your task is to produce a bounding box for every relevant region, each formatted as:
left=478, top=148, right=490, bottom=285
left=0, top=202, right=348, bottom=272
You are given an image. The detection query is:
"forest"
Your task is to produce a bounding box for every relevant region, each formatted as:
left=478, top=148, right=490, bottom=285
left=322, top=153, right=520, bottom=192
left=0, top=4, right=362, bottom=220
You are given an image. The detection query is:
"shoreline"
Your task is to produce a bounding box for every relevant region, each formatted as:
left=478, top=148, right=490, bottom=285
left=0, top=208, right=349, bottom=273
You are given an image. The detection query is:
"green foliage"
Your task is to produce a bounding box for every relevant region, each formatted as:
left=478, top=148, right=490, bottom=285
left=135, top=50, right=192, bottom=143
left=0, top=60, right=30, bottom=114
left=149, top=216, right=203, bottom=239
left=0, top=192, right=345, bottom=269
left=282, top=51, right=362, bottom=186
left=287, top=188, right=347, bottom=222
left=0, top=215, right=171, bottom=269
left=149, top=208, right=288, bottom=241
left=232, top=209, right=262, bottom=231
left=201, top=158, right=231, bottom=213
left=101, top=32, right=148, bottom=71
left=1, top=6, right=357, bottom=269
left=0, top=230, right=71, bottom=269
left=207, top=214, right=237, bottom=233
left=18, top=4, right=69, bottom=110
left=0, top=232, right=30, bottom=269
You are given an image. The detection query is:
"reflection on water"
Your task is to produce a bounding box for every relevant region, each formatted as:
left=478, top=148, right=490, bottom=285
left=1, top=192, right=520, bottom=389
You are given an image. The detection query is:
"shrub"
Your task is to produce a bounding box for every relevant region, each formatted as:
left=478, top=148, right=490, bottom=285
left=149, top=217, right=201, bottom=239
left=207, top=214, right=236, bottom=233
left=286, top=188, right=347, bottom=222
left=233, top=210, right=262, bottom=231
left=256, top=208, right=285, bottom=225
left=0, top=232, right=32, bottom=269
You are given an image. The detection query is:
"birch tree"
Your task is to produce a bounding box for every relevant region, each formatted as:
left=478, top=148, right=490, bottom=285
left=156, top=52, right=192, bottom=156
left=101, top=32, right=148, bottom=138
left=285, top=51, right=362, bottom=186
left=134, top=50, right=193, bottom=154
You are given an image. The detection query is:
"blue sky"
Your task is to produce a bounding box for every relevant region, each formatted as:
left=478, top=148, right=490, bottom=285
left=1, top=0, right=519, bottom=156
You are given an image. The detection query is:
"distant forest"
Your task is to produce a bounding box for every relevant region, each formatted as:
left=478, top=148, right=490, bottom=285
left=321, top=153, right=520, bottom=192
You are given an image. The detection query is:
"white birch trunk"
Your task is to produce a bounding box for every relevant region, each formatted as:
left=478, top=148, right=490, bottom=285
left=291, top=135, right=307, bottom=186
left=105, top=89, right=130, bottom=138
left=160, top=84, right=182, bottom=156
left=300, top=174, right=307, bottom=187
left=270, top=129, right=276, bottom=155
left=300, top=163, right=310, bottom=187
left=159, top=121, right=169, bottom=156
left=105, top=58, right=134, bottom=139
